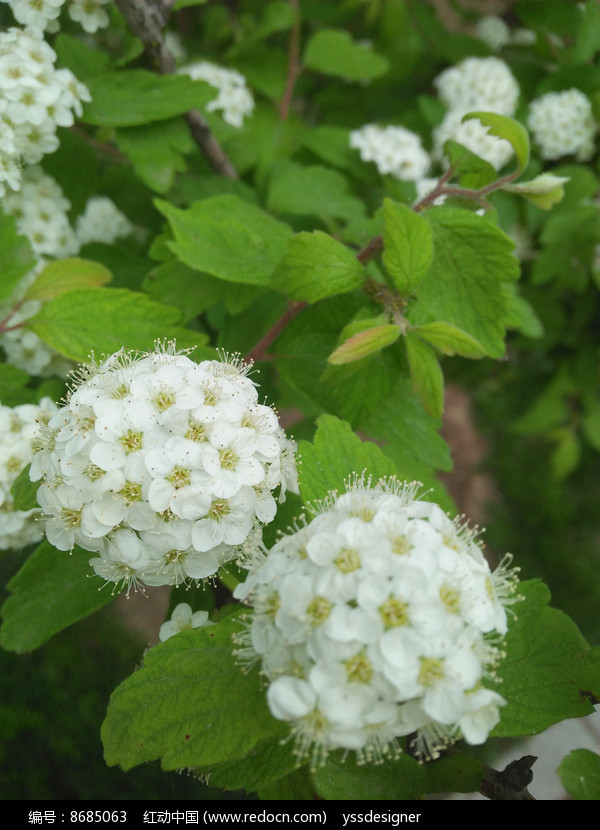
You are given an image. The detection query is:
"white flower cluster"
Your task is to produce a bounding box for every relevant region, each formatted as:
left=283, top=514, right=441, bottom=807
left=0, top=396, right=58, bottom=550
left=234, top=477, right=520, bottom=765
left=3, top=0, right=110, bottom=34
left=475, top=16, right=537, bottom=51
left=432, top=57, right=520, bottom=170
left=75, top=196, right=134, bottom=246
left=179, top=61, right=255, bottom=128
left=4, top=165, right=79, bottom=258
left=475, top=16, right=511, bottom=51
left=528, top=88, right=596, bottom=162
left=349, top=124, right=430, bottom=182
left=0, top=27, right=91, bottom=196
left=30, top=344, right=299, bottom=593
left=159, top=602, right=214, bottom=642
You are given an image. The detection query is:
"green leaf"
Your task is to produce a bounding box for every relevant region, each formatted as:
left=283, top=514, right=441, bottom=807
left=266, top=162, right=365, bottom=223
left=102, top=618, right=286, bottom=771
left=364, top=377, right=452, bottom=473
left=0, top=542, right=115, bottom=653
left=297, top=414, right=397, bottom=504
left=116, top=120, right=194, bottom=194
left=24, top=258, right=112, bottom=302
left=550, top=427, right=581, bottom=480
left=82, top=70, right=215, bottom=127
left=25, top=287, right=205, bottom=361
left=173, top=0, right=208, bottom=8
left=144, top=260, right=227, bottom=323
left=502, top=173, right=570, bottom=209
left=404, top=332, right=444, bottom=418
left=382, top=199, right=433, bottom=294
left=327, top=324, right=401, bottom=365
left=0, top=212, right=36, bottom=305
left=442, top=139, right=497, bottom=189
left=258, top=767, right=314, bottom=801
left=411, top=321, right=486, bottom=358
left=303, top=29, right=389, bottom=81
left=311, top=752, right=426, bottom=800
left=156, top=196, right=292, bottom=286
left=194, top=737, right=301, bottom=793
left=54, top=32, right=110, bottom=80
left=424, top=753, right=485, bottom=794
left=0, top=364, right=30, bottom=405
left=462, top=112, right=530, bottom=172
left=10, top=464, right=38, bottom=512
left=417, top=207, right=519, bottom=358
left=559, top=749, right=600, bottom=800
left=272, top=231, right=364, bottom=303
left=493, top=581, right=599, bottom=738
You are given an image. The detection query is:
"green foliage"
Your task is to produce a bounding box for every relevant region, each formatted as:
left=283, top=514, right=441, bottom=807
left=414, top=208, right=520, bottom=359
left=311, top=753, right=427, bottom=801
left=1, top=0, right=599, bottom=802
left=558, top=749, right=600, bottom=800
left=25, top=287, right=206, bottom=361
left=82, top=71, right=215, bottom=127
left=0, top=212, right=36, bottom=305
left=272, top=230, right=365, bottom=303
left=297, top=414, right=397, bottom=504
left=382, top=199, right=433, bottom=295
left=102, top=617, right=287, bottom=771
left=24, top=258, right=112, bottom=301
left=156, top=195, right=292, bottom=286
left=404, top=331, right=445, bottom=418
left=493, top=581, right=598, bottom=736
left=303, top=29, right=389, bottom=81
left=0, top=542, right=116, bottom=653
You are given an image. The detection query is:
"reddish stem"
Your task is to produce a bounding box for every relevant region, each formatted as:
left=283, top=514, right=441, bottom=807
left=245, top=301, right=307, bottom=364
left=278, top=0, right=302, bottom=121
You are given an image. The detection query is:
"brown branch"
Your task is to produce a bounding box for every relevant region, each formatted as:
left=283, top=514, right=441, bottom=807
left=245, top=301, right=307, bottom=364
left=478, top=755, right=537, bottom=801
left=113, top=0, right=238, bottom=179
left=278, top=0, right=302, bottom=121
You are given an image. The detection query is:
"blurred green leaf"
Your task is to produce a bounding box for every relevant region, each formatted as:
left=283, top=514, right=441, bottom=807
left=24, top=259, right=112, bottom=302
left=0, top=542, right=115, bottom=653
left=304, top=29, right=389, bottom=81
left=559, top=749, right=600, bottom=800
left=82, top=71, right=215, bottom=127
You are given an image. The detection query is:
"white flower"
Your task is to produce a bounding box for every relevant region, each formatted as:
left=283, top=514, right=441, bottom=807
left=528, top=89, right=596, bottom=161
left=476, top=16, right=511, bottom=52
left=68, top=0, right=110, bottom=33
left=31, top=344, right=299, bottom=591
left=434, top=57, right=519, bottom=115
left=159, top=602, right=214, bottom=642
left=0, top=397, right=58, bottom=550
left=75, top=197, right=133, bottom=246
left=349, top=124, right=430, bottom=181
left=0, top=28, right=90, bottom=193
left=234, top=476, right=521, bottom=766
left=179, top=60, right=254, bottom=127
